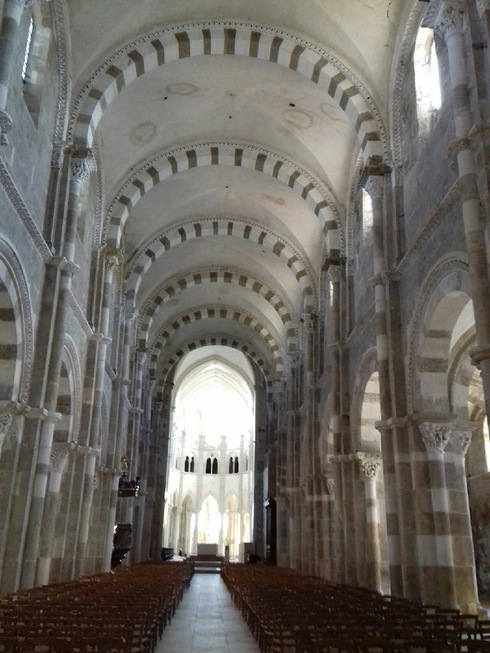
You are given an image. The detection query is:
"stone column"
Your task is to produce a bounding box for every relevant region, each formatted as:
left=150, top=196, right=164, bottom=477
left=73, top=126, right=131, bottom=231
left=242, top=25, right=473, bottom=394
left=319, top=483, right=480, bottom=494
left=20, top=149, right=91, bottom=588
left=357, top=452, right=383, bottom=592
left=446, top=425, right=479, bottom=613
left=418, top=421, right=457, bottom=607
left=35, top=444, right=69, bottom=584
left=436, top=3, right=490, bottom=421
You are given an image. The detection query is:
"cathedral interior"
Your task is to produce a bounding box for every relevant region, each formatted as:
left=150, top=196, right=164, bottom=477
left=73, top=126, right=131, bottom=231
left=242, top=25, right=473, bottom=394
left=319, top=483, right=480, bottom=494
left=1, top=0, right=490, bottom=616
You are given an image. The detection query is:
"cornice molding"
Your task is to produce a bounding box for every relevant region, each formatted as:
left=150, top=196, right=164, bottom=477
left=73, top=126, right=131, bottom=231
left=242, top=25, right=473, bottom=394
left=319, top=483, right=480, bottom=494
left=0, top=160, right=51, bottom=258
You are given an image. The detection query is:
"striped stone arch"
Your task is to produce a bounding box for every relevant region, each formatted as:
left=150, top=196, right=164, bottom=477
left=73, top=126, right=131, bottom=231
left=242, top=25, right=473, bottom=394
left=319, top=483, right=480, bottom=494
left=149, top=305, right=284, bottom=376
left=349, top=347, right=379, bottom=448
left=407, top=257, right=473, bottom=414
left=447, top=327, right=478, bottom=421
left=154, top=335, right=275, bottom=400
left=70, top=21, right=385, bottom=161
left=106, top=141, right=342, bottom=255
left=54, top=336, right=82, bottom=443
left=137, top=268, right=299, bottom=353
left=0, top=240, right=34, bottom=405
left=126, top=216, right=317, bottom=308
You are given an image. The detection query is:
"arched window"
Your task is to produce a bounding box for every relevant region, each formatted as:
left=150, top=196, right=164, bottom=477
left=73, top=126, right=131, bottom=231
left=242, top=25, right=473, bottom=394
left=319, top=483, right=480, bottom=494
left=205, top=457, right=211, bottom=474
left=245, top=454, right=248, bottom=471
left=21, top=8, right=52, bottom=126
left=229, top=457, right=234, bottom=473
left=212, top=457, right=218, bottom=475
left=414, top=26, right=441, bottom=139
left=190, top=456, right=195, bottom=473
left=234, top=456, right=239, bottom=473
left=184, top=456, right=189, bottom=472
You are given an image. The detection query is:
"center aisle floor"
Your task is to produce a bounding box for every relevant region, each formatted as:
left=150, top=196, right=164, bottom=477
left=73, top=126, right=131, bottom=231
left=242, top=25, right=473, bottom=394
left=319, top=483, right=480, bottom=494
left=154, top=572, right=261, bottom=653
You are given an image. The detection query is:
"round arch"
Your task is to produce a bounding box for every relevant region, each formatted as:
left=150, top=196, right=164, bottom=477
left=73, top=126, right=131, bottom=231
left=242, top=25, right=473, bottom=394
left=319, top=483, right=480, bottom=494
left=407, top=257, right=473, bottom=414
left=0, top=239, right=34, bottom=406
left=126, top=216, right=317, bottom=309
left=105, top=141, right=343, bottom=255
left=70, top=21, right=385, bottom=161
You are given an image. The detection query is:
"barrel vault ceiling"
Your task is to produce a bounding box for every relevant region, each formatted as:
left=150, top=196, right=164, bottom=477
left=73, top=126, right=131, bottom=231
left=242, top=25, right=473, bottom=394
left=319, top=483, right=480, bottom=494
left=67, top=0, right=411, bottom=384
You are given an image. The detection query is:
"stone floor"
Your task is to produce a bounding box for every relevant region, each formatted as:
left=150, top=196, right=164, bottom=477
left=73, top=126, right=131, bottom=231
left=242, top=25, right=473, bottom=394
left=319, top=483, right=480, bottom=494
left=154, top=572, right=260, bottom=653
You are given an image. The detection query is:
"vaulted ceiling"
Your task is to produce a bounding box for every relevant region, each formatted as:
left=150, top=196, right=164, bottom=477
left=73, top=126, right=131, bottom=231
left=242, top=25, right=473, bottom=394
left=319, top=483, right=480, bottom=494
left=67, top=0, right=413, bottom=386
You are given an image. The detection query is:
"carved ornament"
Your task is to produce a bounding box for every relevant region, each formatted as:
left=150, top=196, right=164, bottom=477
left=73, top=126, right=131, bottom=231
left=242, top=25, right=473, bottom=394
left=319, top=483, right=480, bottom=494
left=50, top=448, right=69, bottom=473
left=0, top=111, right=12, bottom=146
left=419, top=422, right=451, bottom=453
left=435, top=4, right=464, bottom=39
left=364, top=176, right=384, bottom=201
left=0, top=409, right=14, bottom=446
left=356, top=452, right=382, bottom=479
left=451, top=428, right=472, bottom=456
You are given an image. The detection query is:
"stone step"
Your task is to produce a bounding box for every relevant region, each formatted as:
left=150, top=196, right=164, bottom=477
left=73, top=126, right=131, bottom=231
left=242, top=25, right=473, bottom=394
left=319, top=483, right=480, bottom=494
left=192, top=558, right=223, bottom=574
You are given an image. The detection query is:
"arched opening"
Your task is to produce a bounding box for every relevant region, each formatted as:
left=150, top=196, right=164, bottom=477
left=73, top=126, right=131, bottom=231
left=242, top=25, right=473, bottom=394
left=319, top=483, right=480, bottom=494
left=163, top=346, right=255, bottom=558
left=414, top=25, right=441, bottom=140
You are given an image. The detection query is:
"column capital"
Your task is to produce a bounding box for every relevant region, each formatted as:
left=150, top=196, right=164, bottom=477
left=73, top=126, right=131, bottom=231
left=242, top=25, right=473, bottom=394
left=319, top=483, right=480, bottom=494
left=364, top=175, right=385, bottom=201
left=434, top=3, right=465, bottom=40
left=450, top=426, right=473, bottom=456
left=326, top=263, right=341, bottom=284
left=0, top=110, right=12, bottom=146
left=356, top=452, right=382, bottom=479
left=476, top=0, right=490, bottom=16
left=469, top=343, right=490, bottom=369
left=43, top=255, right=79, bottom=277
left=50, top=446, right=70, bottom=473
left=66, top=147, right=95, bottom=183
left=102, top=247, right=123, bottom=271
left=0, top=408, right=14, bottom=446
left=419, top=421, right=452, bottom=453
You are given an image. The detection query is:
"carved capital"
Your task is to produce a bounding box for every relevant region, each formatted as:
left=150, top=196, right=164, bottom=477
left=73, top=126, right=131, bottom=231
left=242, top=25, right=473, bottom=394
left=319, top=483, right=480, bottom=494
left=469, top=344, right=490, bottom=369
left=50, top=448, right=69, bottom=473
left=356, top=452, right=382, bottom=479
left=450, top=427, right=473, bottom=456
left=0, top=111, right=12, bottom=146
left=67, top=148, right=94, bottom=183
left=364, top=176, right=384, bottom=201
left=327, top=264, right=341, bottom=284
left=476, top=0, right=490, bottom=16
left=435, top=4, right=464, bottom=40
left=419, top=422, right=451, bottom=453
left=0, top=408, right=14, bottom=447
left=104, top=250, right=122, bottom=272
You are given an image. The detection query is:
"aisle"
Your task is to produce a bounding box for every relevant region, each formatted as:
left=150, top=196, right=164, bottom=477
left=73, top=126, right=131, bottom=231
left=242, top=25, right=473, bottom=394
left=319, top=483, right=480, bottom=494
left=154, top=572, right=260, bottom=653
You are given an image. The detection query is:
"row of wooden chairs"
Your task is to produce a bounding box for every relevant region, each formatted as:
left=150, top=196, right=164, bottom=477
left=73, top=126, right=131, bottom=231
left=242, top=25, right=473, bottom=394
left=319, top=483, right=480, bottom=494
left=221, top=564, right=490, bottom=653
left=0, top=561, right=194, bottom=653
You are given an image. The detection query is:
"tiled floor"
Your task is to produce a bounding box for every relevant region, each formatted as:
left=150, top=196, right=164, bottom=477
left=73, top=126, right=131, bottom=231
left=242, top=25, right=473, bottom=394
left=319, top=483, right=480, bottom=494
left=154, top=572, right=260, bottom=653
